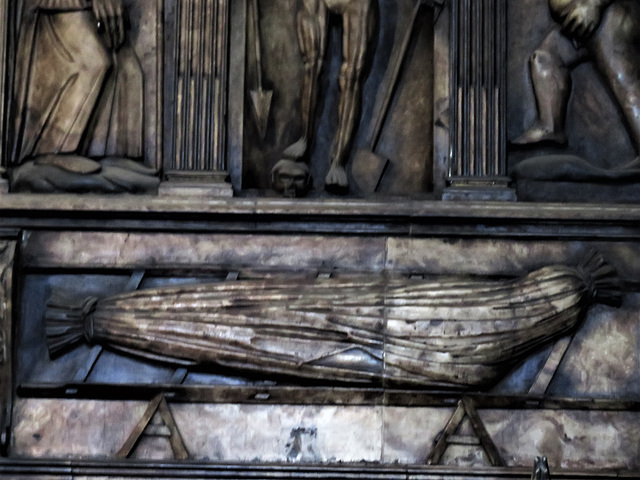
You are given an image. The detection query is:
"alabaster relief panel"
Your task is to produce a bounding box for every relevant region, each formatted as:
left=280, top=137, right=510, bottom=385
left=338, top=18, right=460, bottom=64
left=243, top=0, right=440, bottom=197
left=1, top=0, right=445, bottom=197
left=507, top=0, right=640, bottom=202
left=9, top=0, right=640, bottom=201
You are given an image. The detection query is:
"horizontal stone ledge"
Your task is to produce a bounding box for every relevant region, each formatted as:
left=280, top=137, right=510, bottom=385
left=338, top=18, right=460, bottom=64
left=18, top=233, right=640, bottom=287
left=1, top=195, right=640, bottom=222
left=17, top=383, right=640, bottom=411
left=0, top=459, right=637, bottom=480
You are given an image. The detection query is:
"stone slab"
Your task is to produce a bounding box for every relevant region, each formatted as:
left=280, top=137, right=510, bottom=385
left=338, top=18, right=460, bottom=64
left=21, top=232, right=387, bottom=272
left=11, top=399, right=640, bottom=469
left=484, top=409, right=640, bottom=471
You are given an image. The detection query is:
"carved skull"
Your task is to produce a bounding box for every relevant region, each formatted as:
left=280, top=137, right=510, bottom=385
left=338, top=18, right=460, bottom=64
left=271, top=159, right=311, bottom=198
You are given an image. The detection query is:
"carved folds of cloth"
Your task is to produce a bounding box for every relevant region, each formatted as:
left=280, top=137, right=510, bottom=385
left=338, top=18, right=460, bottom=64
left=8, top=0, right=158, bottom=193
left=46, top=252, right=620, bottom=389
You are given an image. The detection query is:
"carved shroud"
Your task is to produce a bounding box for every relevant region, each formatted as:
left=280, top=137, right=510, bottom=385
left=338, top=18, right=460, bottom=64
left=46, top=252, right=620, bottom=389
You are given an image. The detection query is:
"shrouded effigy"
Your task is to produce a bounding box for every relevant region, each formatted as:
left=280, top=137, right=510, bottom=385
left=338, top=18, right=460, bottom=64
left=45, top=251, right=620, bottom=389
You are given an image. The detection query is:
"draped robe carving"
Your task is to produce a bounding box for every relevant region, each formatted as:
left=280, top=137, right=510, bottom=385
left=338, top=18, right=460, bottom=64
left=8, top=0, right=158, bottom=193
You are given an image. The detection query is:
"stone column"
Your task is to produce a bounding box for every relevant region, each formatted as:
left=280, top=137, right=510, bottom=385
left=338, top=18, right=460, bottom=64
left=0, top=0, right=9, bottom=193
left=161, top=0, right=233, bottom=197
left=0, top=239, right=16, bottom=456
left=443, top=0, right=515, bottom=201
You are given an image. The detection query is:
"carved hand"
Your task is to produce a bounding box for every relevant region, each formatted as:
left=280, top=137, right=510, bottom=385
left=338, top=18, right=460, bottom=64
left=92, top=0, right=125, bottom=50
left=558, top=0, right=610, bottom=41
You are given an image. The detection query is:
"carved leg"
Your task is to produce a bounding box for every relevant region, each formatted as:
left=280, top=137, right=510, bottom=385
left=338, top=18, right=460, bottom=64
left=325, top=1, right=376, bottom=190
left=297, top=0, right=328, bottom=148
left=512, top=28, right=586, bottom=146
left=589, top=1, right=640, bottom=154
left=82, top=44, right=145, bottom=159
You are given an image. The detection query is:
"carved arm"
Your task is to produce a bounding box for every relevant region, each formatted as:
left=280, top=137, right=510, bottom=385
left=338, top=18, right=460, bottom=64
left=91, top=0, right=125, bottom=49
left=550, top=0, right=615, bottom=41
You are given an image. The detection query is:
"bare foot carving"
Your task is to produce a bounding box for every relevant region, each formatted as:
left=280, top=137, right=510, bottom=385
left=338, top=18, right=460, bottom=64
left=325, top=164, right=348, bottom=191
left=512, top=123, right=567, bottom=146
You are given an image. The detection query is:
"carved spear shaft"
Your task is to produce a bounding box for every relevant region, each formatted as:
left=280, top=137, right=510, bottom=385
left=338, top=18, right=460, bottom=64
left=249, top=0, right=273, bottom=140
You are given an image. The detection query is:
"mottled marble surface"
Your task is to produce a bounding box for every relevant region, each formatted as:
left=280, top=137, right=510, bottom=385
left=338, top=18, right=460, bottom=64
left=484, top=410, right=640, bottom=470
left=549, top=298, right=640, bottom=398
left=13, top=400, right=148, bottom=458
left=382, top=407, right=455, bottom=464
left=172, top=404, right=383, bottom=463
left=11, top=400, right=640, bottom=470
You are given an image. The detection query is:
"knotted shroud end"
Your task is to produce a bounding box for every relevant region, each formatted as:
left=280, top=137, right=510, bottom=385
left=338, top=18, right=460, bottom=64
left=45, top=291, right=98, bottom=357
left=577, top=250, right=622, bottom=307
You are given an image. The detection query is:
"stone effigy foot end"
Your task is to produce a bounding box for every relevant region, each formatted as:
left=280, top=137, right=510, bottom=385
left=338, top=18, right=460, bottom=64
left=511, top=125, right=567, bottom=147
left=282, top=138, right=308, bottom=160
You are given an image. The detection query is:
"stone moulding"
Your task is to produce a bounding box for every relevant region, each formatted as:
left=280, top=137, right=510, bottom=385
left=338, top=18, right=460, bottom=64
left=0, top=458, right=639, bottom=480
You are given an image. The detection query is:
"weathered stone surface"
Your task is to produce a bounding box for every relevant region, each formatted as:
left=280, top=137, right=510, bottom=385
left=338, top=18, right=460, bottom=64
left=440, top=445, right=491, bottom=468
left=22, top=232, right=640, bottom=284
left=171, top=404, right=383, bottom=463
left=129, top=433, right=176, bottom=461
left=483, top=410, right=640, bottom=470
left=21, top=232, right=386, bottom=272
left=13, top=400, right=383, bottom=463
left=12, top=399, right=640, bottom=469
left=386, top=238, right=640, bottom=283
left=3, top=195, right=640, bottom=221
left=385, top=239, right=582, bottom=275
left=13, top=399, right=148, bottom=458
left=382, top=407, right=454, bottom=464
left=1, top=477, right=66, bottom=480
left=549, top=296, right=640, bottom=398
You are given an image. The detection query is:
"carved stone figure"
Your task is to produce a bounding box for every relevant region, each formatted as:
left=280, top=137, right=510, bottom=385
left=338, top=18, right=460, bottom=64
left=275, top=0, right=377, bottom=193
left=270, top=138, right=311, bottom=197
left=46, top=251, right=620, bottom=389
left=513, top=0, right=640, bottom=153
left=8, top=0, right=159, bottom=193
left=271, top=159, right=311, bottom=198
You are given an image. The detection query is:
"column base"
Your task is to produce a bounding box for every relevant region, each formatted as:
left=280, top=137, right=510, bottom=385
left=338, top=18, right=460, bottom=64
left=159, top=172, right=233, bottom=198
left=442, top=178, right=517, bottom=202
